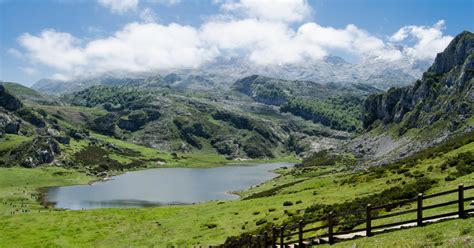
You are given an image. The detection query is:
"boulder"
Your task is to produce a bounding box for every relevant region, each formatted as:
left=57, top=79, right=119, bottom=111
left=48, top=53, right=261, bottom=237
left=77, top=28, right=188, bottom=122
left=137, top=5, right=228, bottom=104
left=8, top=137, right=62, bottom=168
left=54, top=136, right=70, bottom=145
left=5, top=122, right=20, bottom=134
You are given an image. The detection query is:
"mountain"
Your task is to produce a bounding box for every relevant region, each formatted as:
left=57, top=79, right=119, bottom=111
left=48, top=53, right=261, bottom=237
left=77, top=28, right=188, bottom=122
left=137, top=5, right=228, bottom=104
left=349, top=31, right=473, bottom=165
left=232, top=75, right=381, bottom=106
left=61, top=84, right=351, bottom=159
left=32, top=73, right=165, bottom=96
left=31, top=55, right=429, bottom=95
left=0, top=82, right=51, bottom=103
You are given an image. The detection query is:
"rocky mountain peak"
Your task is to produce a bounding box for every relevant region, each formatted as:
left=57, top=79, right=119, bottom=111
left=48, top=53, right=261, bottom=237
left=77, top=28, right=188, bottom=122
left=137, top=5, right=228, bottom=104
left=428, top=31, right=474, bottom=75
left=362, top=31, right=473, bottom=131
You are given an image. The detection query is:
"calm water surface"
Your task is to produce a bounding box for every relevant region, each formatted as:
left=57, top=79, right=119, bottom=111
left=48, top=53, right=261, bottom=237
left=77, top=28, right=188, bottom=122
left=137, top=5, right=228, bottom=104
left=45, top=162, right=293, bottom=210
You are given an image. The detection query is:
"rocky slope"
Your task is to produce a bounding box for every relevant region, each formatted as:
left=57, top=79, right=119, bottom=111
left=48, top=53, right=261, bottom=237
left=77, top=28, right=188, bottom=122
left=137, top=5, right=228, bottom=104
left=232, top=75, right=380, bottom=105
left=350, top=31, right=473, bottom=165
left=63, top=85, right=350, bottom=159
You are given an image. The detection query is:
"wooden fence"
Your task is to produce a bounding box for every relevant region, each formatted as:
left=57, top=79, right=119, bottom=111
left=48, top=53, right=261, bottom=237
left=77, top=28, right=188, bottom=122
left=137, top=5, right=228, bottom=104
left=221, top=183, right=474, bottom=247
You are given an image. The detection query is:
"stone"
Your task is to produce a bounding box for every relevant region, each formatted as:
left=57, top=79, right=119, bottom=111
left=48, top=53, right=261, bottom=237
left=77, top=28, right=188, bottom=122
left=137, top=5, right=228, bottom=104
left=5, top=122, right=20, bottom=134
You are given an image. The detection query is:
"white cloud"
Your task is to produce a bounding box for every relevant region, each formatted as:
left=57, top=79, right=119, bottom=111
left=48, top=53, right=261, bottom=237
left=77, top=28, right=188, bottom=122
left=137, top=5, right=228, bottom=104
left=297, top=23, right=403, bottom=61
left=148, top=0, right=181, bottom=5
left=7, top=48, right=23, bottom=59
left=51, top=73, right=70, bottom=81
left=19, top=23, right=216, bottom=76
left=97, top=0, right=138, bottom=14
left=16, top=0, right=453, bottom=79
left=139, top=7, right=157, bottom=23
left=19, top=67, right=37, bottom=75
left=221, top=0, right=311, bottom=23
left=390, top=20, right=453, bottom=60
left=18, top=29, right=87, bottom=71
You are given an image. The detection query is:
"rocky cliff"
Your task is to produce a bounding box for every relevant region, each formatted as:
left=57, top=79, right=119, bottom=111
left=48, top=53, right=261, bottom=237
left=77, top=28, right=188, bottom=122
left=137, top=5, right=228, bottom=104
left=362, top=31, right=473, bottom=132
left=350, top=31, right=473, bottom=166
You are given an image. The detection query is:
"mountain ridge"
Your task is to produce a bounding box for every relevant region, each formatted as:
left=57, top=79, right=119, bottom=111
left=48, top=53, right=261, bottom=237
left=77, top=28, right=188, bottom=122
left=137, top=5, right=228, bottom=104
left=31, top=54, right=429, bottom=95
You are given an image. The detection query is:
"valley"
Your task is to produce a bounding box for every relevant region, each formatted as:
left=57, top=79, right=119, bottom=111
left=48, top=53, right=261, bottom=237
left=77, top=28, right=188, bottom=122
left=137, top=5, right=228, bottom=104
left=0, top=26, right=472, bottom=248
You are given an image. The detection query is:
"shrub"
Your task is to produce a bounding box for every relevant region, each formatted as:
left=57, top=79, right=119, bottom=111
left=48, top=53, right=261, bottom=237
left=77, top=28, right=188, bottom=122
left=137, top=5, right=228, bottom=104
left=16, top=107, right=45, bottom=127
left=204, top=223, right=217, bottom=229
left=268, top=208, right=276, bottom=212
left=252, top=211, right=260, bottom=215
left=37, top=108, right=48, bottom=117
left=283, top=201, right=293, bottom=206
left=445, top=174, right=457, bottom=181
left=255, top=219, right=267, bottom=226
left=295, top=200, right=302, bottom=204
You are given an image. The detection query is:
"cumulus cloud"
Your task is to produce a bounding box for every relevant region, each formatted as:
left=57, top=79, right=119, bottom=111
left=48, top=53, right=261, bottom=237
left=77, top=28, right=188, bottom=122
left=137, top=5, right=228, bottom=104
left=221, top=0, right=311, bottom=23
left=390, top=20, right=453, bottom=60
left=16, top=0, right=454, bottom=78
left=18, top=29, right=86, bottom=71
left=19, top=23, right=216, bottom=76
left=98, top=0, right=138, bottom=13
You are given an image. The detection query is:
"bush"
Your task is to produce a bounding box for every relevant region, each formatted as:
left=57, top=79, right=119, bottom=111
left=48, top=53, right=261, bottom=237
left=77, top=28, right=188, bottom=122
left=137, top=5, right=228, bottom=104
left=268, top=208, right=276, bottom=212
left=295, top=200, right=302, bottom=204
left=16, top=107, right=45, bottom=127
left=204, top=223, right=217, bottom=229
left=255, top=219, right=267, bottom=226
left=445, top=174, right=457, bottom=181
left=283, top=201, right=293, bottom=206
left=252, top=211, right=260, bottom=215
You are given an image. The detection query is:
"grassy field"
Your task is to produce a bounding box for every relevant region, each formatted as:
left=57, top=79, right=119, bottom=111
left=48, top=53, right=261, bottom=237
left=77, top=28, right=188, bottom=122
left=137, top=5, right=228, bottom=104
left=0, top=134, right=32, bottom=151
left=324, top=218, right=474, bottom=248
left=0, top=135, right=472, bottom=246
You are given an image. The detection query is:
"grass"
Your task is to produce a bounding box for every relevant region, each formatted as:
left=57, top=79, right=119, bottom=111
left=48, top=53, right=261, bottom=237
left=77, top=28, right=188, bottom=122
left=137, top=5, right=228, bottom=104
left=0, top=134, right=32, bottom=151
left=0, top=134, right=472, bottom=246
left=0, top=82, right=43, bottom=99
left=323, top=218, right=474, bottom=248
left=0, top=167, right=92, bottom=215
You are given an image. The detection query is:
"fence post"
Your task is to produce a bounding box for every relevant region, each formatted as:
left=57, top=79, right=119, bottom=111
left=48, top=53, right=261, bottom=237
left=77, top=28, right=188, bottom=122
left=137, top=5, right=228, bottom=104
left=280, top=226, right=285, bottom=248
left=459, top=183, right=466, bottom=219
left=264, top=231, right=268, bottom=248
left=366, top=204, right=372, bottom=237
left=298, top=219, right=304, bottom=247
left=417, top=193, right=423, bottom=226
left=272, top=227, right=277, bottom=248
left=328, top=212, right=334, bottom=245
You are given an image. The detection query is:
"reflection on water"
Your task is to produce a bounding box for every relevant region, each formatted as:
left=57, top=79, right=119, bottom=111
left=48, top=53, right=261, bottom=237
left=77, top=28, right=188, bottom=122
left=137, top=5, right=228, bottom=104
left=45, top=162, right=293, bottom=210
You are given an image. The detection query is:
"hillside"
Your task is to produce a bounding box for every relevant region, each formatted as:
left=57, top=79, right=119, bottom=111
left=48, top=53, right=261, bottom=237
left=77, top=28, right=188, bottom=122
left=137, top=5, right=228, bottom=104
left=347, top=31, right=474, bottom=165
left=231, top=75, right=379, bottom=131
left=1, top=123, right=473, bottom=246
left=61, top=84, right=350, bottom=159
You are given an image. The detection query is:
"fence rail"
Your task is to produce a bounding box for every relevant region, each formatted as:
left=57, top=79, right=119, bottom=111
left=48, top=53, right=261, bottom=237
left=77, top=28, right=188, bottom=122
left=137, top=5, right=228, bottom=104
left=220, top=183, right=474, bottom=247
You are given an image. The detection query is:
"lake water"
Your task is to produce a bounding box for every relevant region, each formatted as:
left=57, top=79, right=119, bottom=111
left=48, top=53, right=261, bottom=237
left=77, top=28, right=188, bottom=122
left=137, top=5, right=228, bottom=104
left=44, top=162, right=293, bottom=210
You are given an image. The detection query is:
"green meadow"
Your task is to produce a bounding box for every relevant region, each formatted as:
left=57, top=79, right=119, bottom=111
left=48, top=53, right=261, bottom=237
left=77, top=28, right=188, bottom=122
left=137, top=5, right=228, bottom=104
left=0, top=133, right=473, bottom=247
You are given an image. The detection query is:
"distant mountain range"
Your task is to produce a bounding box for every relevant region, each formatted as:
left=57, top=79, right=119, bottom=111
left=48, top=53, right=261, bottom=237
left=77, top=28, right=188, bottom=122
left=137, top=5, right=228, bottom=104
left=31, top=55, right=430, bottom=95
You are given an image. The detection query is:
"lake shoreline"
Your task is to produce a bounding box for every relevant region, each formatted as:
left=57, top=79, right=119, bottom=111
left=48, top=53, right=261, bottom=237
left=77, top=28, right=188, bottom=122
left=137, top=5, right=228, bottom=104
left=40, top=162, right=295, bottom=210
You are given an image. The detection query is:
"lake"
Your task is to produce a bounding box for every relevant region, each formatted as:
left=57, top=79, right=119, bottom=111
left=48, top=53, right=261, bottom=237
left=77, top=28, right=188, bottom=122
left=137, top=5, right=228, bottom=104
left=44, top=162, right=294, bottom=210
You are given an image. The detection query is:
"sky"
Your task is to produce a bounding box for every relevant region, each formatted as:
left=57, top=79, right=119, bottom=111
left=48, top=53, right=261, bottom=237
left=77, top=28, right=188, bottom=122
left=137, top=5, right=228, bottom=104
left=0, top=0, right=473, bottom=86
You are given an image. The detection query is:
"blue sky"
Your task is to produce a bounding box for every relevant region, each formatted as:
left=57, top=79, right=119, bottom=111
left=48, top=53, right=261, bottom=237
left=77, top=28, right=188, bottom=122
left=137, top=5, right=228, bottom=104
left=1, top=0, right=473, bottom=85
